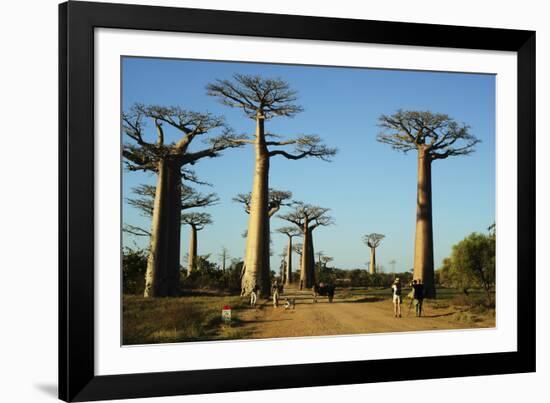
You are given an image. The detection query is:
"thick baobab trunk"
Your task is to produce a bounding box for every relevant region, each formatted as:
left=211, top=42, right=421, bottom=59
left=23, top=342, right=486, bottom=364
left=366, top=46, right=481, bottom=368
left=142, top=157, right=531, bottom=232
left=144, top=158, right=182, bottom=297
left=301, top=223, right=316, bottom=289
left=285, top=237, right=293, bottom=285
left=413, top=149, right=436, bottom=298
left=369, top=248, right=376, bottom=274
left=307, top=229, right=315, bottom=287
left=186, top=225, right=197, bottom=276
left=295, top=249, right=303, bottom=289
left=242, top=115, right=271, bottom=297
left=263, top=214, right=272, bottom=296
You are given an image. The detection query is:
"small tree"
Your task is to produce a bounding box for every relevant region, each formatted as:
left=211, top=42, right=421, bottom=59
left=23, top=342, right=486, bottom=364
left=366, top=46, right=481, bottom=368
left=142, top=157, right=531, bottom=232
left=122, top=246, right=148, bottom=295
left=389, top=259, right=397, bottom=273
left=279, top=202, right=333, bottom=289
left=181, top=212, right=213, bottom=276
left=276, top=226, right=301, bottom=285
left=218, top=246, right=230, bottom=272
left=377, top=110, right=480, bottom=297
left=123, top=184, right=218, bottom=238
left=127, top=183, right=218, bottom=217
left=321, top=256, right=334, bottom=269
left=450, top=232, right=495, bottom=302
left=435, top=257, right=453, bottom=287
left=362, top=233, right=385, bottom=274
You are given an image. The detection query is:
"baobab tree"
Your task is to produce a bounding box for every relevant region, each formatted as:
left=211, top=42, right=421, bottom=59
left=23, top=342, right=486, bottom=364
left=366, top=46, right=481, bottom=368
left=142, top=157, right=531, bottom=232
left=316, top=251, right=325, bottom=268
left=233, top=189, right=292, bottom=218
left=278, top=248, right=287, bottom=283
left=181, top=212, right=212, bottom=276
left=234, top=189, right=292, bottom=294
left=321, top=256, right=334, bottom=269
left=362, top=233, right=385, bottom=274
left=126, top=183, right=218, bottom=217
left=218, top=246, right=230, bottom=272
left=123, top=184, right=218, bottom=239
left=377, top=110, right=480, bottom=297
left=208, top=75, right=337, bottom=297
left=292, top=243, right=304, bottom=285
left=389, top=259, right=397, bottom=273
left=123, top=104, right=242, bottom=297
left=279, top=203, right=333, bottom=289
left=276, top=226, right=301, bottom=285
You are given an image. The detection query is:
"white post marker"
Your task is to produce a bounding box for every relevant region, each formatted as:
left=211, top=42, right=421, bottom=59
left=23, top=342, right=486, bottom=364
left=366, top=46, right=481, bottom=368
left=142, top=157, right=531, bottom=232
left=221, top=305, right=231, bottom=324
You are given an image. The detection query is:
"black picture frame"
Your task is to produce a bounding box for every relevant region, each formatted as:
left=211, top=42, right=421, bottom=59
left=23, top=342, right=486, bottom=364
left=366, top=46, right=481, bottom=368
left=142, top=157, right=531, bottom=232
left=59, top=1, right=536, bottom=401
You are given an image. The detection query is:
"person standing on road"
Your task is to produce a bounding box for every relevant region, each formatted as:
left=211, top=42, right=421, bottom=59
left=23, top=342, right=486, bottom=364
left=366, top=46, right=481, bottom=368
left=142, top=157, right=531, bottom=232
left=391, top=278, right=402, bottom=318
left=327, top=284, right=335, bottom=303
left=411, top=279, right=425, bottom=317
left=272, top=281, right=280, bottom=308
left=250, top=284, right=259, bottom=307
left=312, top=283, right=318, bottom=303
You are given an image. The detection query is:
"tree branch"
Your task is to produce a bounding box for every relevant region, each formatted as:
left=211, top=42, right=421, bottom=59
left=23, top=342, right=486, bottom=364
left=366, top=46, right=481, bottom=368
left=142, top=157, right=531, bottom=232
left=123, top=224, right=151, bottom=237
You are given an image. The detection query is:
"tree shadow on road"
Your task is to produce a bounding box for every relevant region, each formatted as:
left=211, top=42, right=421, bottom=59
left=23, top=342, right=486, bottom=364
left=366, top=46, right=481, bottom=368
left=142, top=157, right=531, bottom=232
left=421, top=307, right=470, bottom=318
left=337, top=296, right=386, bottom=303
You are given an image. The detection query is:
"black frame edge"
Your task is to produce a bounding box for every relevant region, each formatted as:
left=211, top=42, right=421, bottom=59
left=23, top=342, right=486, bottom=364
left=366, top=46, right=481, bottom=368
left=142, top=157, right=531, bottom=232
left=516, top=32, right=536, bottom=372
left=61, top=1, right=97, bottom=401
left=59, top=1, right=536, bottom=401
left=59, top=2, right=68, bottom=401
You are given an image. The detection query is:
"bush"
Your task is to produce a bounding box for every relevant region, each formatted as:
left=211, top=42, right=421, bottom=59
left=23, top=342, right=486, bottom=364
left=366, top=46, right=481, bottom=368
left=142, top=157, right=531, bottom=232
left=122, top=246, right=147, bottom=295
left=448, top=231, right=495, bottom=302
left=181, top=256, right=243, bottom=293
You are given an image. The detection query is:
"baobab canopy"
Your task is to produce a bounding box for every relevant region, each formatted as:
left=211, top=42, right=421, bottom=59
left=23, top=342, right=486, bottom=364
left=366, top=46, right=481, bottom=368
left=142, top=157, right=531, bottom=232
left=377, top=110, right=480, bottom=159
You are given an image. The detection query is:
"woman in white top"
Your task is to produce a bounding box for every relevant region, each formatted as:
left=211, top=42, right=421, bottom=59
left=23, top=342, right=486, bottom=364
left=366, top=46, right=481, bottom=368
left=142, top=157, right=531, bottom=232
left=391, top=278, right=402, bottom=318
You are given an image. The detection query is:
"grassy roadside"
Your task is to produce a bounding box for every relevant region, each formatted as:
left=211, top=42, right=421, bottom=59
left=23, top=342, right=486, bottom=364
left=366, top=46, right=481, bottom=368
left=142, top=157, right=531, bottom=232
left=123, top=294, right=250, bottom=345
left=123, top=287, right=495, bottom=344
left=337, top=287, right=495, bottom=326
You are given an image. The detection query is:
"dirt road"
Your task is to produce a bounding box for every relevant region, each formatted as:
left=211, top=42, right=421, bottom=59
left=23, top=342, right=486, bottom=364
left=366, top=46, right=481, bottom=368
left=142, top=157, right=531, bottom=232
left=236, top=288, right=494, bottom=339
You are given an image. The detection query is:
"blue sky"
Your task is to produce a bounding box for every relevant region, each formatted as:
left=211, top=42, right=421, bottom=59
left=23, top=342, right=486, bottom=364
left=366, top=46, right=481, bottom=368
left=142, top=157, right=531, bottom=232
left=121, top=57, right=495, bottom=273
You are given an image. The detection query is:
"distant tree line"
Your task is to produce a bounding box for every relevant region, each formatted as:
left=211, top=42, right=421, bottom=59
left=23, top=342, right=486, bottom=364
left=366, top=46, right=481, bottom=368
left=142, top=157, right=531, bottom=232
left=123, top=244, right=413, bottom=295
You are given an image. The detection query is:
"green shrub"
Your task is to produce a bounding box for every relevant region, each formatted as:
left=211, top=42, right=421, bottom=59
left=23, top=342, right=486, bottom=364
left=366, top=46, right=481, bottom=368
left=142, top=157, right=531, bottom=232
left=122, top=246, right=147, bottom=295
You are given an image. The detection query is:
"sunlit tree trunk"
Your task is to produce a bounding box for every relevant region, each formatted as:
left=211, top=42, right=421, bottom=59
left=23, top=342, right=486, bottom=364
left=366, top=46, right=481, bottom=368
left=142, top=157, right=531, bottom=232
left=301, top=220, right=317, bottom=289
left=285, top=237, right=293, bottom=285
left=242, top=115, right=270, bottom=297
left=413, top=148, right=436, bottom=298
left=369, top=248, right=376, bottom=274
left=263, top=213, right=272, bottom=296
left=144, top=158, right=182, bottom=297
left=307, top=229, right=315, bottom=287
left=186, top=225, right=197, bottom=276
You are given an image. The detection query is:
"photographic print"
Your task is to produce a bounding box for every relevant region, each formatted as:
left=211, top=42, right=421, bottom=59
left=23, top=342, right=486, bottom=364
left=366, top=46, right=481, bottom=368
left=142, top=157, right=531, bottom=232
left=121, top=57, right=496, bottom=346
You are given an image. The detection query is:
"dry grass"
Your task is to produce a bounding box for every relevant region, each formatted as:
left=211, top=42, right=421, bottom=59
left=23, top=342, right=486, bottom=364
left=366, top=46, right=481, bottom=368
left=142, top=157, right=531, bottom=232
left=123, top=294, right=249, bottom=345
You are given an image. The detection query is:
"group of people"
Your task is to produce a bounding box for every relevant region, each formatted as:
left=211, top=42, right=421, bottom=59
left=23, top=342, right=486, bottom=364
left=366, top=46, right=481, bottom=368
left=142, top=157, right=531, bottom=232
left=249, top=280, right=336, bottom=308
left=391, top=277, right=425, bottom=318
left=250, top=277, right=425, bottom=317
left=312, top=283, right=336, bottom=303
left=248, top=281, right=285, bottom=308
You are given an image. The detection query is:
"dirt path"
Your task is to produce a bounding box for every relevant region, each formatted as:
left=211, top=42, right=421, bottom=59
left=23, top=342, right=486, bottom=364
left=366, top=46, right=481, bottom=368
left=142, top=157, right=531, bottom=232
left=236, top=288, right=494, bottom=339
